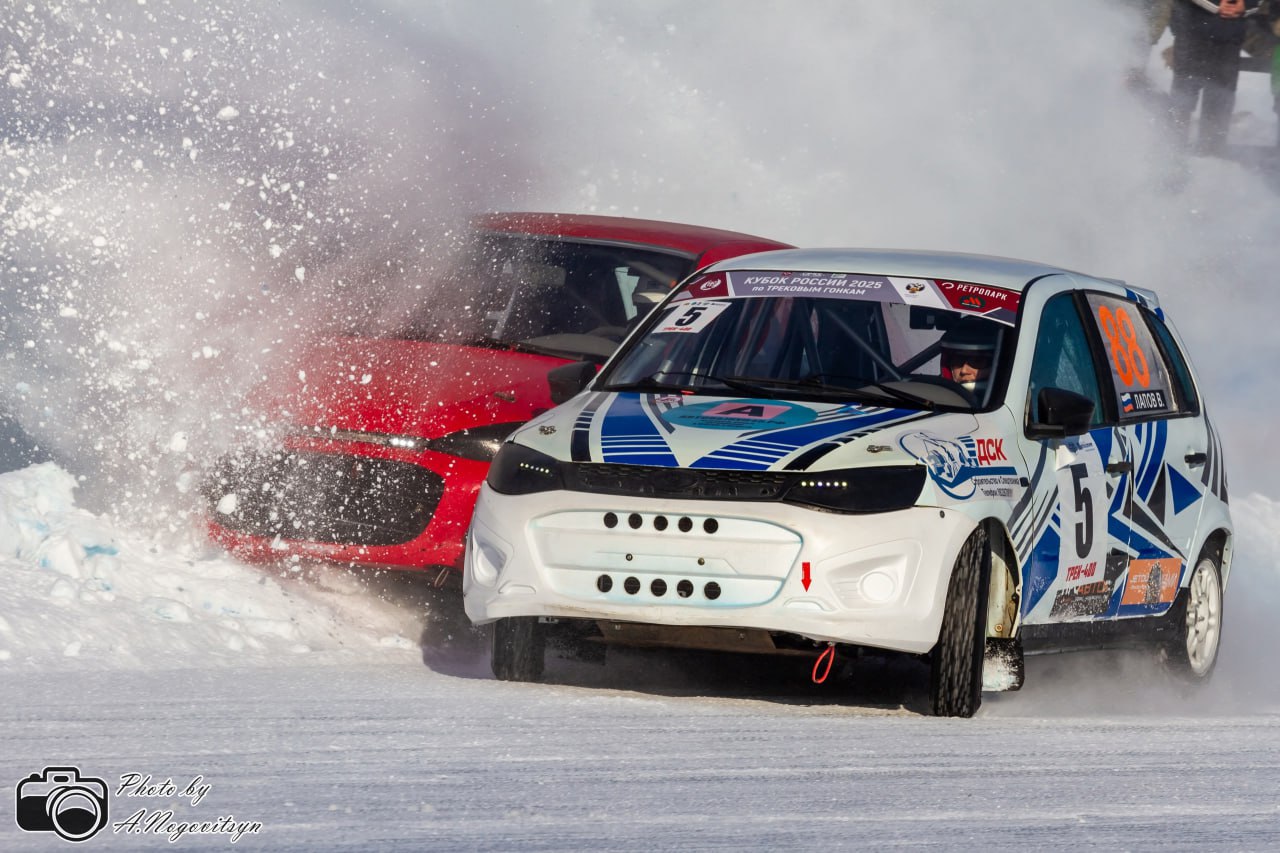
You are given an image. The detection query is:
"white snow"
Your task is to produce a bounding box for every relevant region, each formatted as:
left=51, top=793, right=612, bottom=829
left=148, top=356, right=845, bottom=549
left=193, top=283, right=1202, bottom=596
left=0, top=463, right=420, bottom=672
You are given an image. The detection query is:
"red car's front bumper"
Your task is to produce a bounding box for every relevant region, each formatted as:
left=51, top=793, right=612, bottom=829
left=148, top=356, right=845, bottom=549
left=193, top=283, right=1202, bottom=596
left=203, top=435, right=490, bottom=575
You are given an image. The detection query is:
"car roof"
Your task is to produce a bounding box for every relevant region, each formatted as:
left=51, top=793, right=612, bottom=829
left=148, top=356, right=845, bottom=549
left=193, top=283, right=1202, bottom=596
left=705, top=247, right=1115, bottom=294
left=472, top=212, right=793, bottom=258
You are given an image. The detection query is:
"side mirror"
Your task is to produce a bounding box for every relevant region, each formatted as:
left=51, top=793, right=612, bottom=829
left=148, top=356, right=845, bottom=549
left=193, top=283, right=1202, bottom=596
left=548, top=360, right=598, bottom=405
left=1026, top=387, right=1095, bottom=439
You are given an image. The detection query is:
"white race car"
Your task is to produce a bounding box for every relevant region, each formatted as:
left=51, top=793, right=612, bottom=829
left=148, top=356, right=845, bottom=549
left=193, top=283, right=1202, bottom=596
left=463, top=248, right=1231, bottom=717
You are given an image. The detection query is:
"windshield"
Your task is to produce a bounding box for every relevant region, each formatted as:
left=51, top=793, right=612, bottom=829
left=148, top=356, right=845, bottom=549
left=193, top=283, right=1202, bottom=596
left=357, top=233, right=694, bottom=361
left=599, top=269, right=1020, bottom=411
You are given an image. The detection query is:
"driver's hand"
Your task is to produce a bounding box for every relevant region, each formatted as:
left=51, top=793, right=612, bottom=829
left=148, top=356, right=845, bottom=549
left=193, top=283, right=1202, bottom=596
left=1219, top=0, right=1245, bottom=19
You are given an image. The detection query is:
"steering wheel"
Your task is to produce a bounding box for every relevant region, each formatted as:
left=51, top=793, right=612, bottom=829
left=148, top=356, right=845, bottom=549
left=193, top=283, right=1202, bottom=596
left=586, top=325, right=628, bottom=343
left=900, top=374, right=979, bottom=408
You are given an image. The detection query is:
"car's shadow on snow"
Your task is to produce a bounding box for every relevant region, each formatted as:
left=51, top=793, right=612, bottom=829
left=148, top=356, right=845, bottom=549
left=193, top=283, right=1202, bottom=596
left=544, top=645, right=937, bottom=715
left=409, top=604, right=1226, bottom=718
left=413, top=610, right=935, bottom=714
left=367, top=575, right=934, bottom=712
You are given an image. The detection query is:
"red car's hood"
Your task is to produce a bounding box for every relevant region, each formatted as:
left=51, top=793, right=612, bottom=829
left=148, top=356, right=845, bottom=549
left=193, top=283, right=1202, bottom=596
left=250, top=337, right=567, bottom=438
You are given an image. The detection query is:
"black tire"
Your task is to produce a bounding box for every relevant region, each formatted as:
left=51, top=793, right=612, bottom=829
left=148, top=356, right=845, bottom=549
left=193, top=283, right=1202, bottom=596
left=929, top=527, right=991, bottom=717
left=1161, top=553, right=1224, bottom=683
left=491, top=617, right=546, bottom=682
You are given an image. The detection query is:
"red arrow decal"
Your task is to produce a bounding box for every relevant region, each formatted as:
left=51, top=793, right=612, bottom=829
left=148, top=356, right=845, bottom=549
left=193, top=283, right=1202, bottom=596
left=801, top=561, right=812, bottom=591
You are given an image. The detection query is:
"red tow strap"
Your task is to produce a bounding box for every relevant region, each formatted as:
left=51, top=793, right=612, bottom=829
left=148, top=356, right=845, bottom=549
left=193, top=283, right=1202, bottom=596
left=812, top=644, right=836, bottom=684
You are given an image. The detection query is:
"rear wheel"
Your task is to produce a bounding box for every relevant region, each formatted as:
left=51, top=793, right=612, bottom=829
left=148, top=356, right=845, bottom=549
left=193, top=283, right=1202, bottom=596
left=1162, top=553, right=1223, bottom=682
left=491, top=617, right=546, bottom=682
left=929, top=527, right=991, bottom=717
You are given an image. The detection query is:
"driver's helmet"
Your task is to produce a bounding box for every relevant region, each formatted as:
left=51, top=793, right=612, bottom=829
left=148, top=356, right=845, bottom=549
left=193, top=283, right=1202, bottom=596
left=939, top=319, right=998, bottom=394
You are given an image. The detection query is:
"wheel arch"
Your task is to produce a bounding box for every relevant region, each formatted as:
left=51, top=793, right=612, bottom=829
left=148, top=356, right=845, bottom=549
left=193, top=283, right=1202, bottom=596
left=1198, top=526, right=1233, bottom=589
left=980, top=517, right=1021, bottom=641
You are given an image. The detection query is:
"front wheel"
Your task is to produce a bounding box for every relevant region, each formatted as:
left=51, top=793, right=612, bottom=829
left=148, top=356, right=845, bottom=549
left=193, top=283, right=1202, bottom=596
left=928, top=527, right=991, bottom=717
left=1162, top=553, right=1223, bottom=682
left=491, top=617, right=546, bottom=682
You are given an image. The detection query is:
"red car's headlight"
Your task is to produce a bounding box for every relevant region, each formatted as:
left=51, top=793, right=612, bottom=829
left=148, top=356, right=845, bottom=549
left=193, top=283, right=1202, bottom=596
left=425, top=423, right=525, bottom=462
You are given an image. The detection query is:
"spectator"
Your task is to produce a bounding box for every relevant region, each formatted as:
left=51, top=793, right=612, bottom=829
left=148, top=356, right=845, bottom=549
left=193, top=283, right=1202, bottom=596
left=1269, top=2, right=1280, bottom=144
left=1168, top=0, right=1261, bottom=155
left=1126, top=0, right=1174, bottom=90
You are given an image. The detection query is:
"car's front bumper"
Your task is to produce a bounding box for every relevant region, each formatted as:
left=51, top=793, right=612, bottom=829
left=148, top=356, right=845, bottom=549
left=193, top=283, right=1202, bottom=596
left=463, top=484, right=978, bottom=655
left=204, top=437, right=486, bottom=572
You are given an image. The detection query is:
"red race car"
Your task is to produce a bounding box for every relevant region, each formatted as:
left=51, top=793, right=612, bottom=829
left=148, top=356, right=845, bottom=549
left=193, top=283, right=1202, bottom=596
left=203, top=213, right=791, bottom=584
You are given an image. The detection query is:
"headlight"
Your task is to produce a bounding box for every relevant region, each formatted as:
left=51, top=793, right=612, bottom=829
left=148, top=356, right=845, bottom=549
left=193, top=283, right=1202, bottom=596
left=424, top=422, right=524, bottom=462
left=293, top=426, right=425, bottom=451
left=782, top=465, right=926, bottom=514
left=486, top=442, right=565, bottom=495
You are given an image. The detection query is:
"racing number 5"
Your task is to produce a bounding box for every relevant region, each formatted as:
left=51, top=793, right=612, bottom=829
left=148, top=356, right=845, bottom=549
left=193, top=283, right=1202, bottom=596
left=1068, top=462, right=1093, bottom=559
left=673, top=305, right=707, bottom=327
left=1097, top=304, right=1150, bottom=389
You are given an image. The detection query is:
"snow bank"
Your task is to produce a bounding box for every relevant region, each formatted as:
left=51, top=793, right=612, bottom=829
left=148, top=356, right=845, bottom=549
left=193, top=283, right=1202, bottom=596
left=0, top=463, right=419, bottom=671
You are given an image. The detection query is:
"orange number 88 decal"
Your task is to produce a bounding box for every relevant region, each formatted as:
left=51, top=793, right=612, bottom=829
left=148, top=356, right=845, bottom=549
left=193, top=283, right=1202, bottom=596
left=1097, top=304, right=1150, bottom=389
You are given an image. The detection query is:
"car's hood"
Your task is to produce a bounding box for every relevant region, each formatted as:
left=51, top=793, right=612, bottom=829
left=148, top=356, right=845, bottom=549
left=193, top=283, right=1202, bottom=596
left=513, top=391, right=981, bottom=473
left=249, top=337, right=568, bottom=438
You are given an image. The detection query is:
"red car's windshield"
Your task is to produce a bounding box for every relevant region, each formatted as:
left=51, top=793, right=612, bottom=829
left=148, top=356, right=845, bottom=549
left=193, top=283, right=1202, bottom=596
left=358, top=234, right=694, bottom=360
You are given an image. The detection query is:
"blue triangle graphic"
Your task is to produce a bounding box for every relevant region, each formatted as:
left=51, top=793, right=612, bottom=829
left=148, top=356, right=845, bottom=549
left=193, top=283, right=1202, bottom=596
left=1169, top=466, right=1202, bottom=516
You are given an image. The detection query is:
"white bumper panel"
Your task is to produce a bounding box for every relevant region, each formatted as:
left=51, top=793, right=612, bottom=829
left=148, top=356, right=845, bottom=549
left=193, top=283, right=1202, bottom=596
left=463, top=486, right=978, bottom=655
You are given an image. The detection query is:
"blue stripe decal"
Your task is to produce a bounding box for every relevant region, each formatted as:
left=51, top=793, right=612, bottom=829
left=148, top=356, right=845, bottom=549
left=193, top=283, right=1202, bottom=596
left=1091, top=426, right=1113, bottom=466
left=1136, top=420, right=1167, bottom=501
left=1168, top=467, right=1202, bottom=515
left=600, top=394, right=678, bottom=466
left=1023, top=518, right=1062, bottom=614
left=691, top=407, right=913, bottom=470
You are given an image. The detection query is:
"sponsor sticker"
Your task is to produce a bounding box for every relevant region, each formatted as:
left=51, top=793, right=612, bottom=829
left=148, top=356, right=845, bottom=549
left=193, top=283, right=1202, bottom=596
left=897, top=430, right=1022, bottom=501
left=1049, top=553, right=1128, bottom=619
left=671, top=271, right=1022, bottom=325
left=1120, top=557, right=1182, bottom=606
left=938, top=280, right=1021, bottom=317
left=887, top=276, right=947, bottom=308
left=731, top=272, right=890, bottom=299
left=662, top=398, right=818, bottom=431
left=672, top=273, right=730, bottom=302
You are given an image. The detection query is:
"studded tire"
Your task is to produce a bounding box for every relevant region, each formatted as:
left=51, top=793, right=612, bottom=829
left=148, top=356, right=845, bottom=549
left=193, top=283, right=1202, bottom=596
left=928, top=527, right=992, bottom=718
left=491, top=617, right=546, bottom=682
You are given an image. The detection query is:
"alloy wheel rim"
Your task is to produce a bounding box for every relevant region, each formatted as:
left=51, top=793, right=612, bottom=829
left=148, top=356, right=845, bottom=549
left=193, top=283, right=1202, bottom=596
left=1184, top=559, right=1222, bottom=676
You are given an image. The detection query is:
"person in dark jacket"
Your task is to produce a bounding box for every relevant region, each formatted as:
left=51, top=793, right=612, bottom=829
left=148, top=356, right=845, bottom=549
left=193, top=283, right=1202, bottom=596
left=1268, top=1, right=1280, bottom=145
left=1169, top=0, right=1261, bottom=154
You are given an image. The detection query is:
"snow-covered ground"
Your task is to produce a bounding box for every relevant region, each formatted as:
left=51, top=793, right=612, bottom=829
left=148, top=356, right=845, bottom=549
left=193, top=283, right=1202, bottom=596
left=5, top=1, right=1280, bottom=849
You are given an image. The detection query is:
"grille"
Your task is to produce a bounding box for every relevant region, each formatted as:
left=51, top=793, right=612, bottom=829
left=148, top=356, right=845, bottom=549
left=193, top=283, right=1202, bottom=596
left=204, top=450, right=444, bottom=547
left=564, top=462, right=792, bottom=500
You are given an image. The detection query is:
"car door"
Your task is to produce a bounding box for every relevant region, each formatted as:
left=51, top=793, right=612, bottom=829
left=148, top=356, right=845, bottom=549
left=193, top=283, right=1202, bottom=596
left=1084, top=293, right=1207, bottom=616
left=1015, top=290, right=1134, bottom=625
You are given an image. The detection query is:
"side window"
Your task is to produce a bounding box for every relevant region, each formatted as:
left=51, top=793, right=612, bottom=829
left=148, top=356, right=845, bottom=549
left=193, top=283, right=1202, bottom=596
left=1084, top=294, right=1176, bottom=421
left=613, top=267, right=641, bottom=320
left=1143, top=309, right=1199, bottom=414
left=1027, top=293, right=1106, bottom=426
